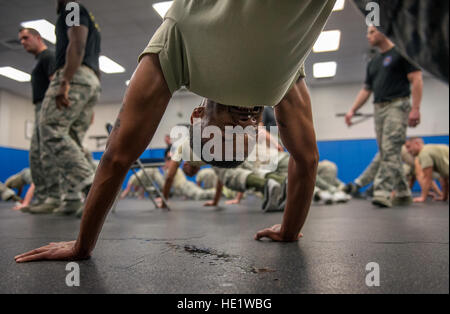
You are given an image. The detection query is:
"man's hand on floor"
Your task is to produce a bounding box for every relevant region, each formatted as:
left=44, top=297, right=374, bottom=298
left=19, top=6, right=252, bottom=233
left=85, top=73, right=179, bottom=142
left=254, top=224, right=303, bottom=242
left=15, top=241, right=89, bottom=263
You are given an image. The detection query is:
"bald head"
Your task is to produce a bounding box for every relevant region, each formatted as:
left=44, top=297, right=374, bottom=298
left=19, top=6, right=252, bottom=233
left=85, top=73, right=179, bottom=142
left=405, top=137, right=424, bottom=156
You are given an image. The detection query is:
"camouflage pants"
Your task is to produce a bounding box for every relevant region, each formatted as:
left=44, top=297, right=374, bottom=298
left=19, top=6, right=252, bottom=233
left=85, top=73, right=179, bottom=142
left=214, top=167, right=253, bottom=193
left=29, top=102, right=61, bottom=202
left=130, top=169, right=165, bottom=189
left=196, top=168, right=217, bottom=189
left=356, top=153, right=380, bottom=187
left=352, top=0, right=449, bottom=83
left=373, top=98, right=411, bottom=198
left=0, top=181, right=16, bottom=201
left=316, top=160, right=345, bottom=192
left=174, top=181, right=216, bottom=200
left=40, top=65, right=100, bottom=201
left=5, top=168, right=32, bottom=190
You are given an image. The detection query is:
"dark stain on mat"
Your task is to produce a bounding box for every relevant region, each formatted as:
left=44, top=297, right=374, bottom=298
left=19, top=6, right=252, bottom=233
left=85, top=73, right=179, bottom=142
left=166, top=243, right=235, bottom=261
left=166, top=242, right=277, bottom=275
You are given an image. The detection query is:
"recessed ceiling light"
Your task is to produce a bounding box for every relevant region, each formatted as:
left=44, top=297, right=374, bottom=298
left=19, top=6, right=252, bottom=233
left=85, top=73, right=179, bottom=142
left=152, top=1, right=173, bottom=18
left=333, top=0, right=345, bottom=11
left=20, top=19, right=56, bottom=44
left=313, top=30, right=341, bottom=53
left=313, top=62, right=337, bottom=78
left=99, top=56, right=125, bottom=74
left=125, top=80, right=130, bottom=86
left=0, top=66, right=31, bottom=82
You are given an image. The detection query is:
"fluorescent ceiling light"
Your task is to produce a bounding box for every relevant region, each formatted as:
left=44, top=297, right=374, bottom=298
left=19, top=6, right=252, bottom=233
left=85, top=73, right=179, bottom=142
left=0, top=66, right=31, bottom=82
left=99, top=56, right=125, bottom=74
left=313, top=30, right=341, bottom=53
left=21, top=19, right=56, bottom=44
left=333, top=0, right=345, bottom=11
left=152, top=1, right=173, bottom=18
left=313, top=62, right=337, bottom=78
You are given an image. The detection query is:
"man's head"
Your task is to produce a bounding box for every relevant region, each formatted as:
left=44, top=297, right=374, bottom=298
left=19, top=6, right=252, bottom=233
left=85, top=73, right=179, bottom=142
left=189, top=99, right=263, bottom=168
left=182, top=162, right=200, bottom=177
left=366, top=25, right=387, bottom=48
left=405, top=137, right=425, bottom=156
left=18, top=28, right=46, bottom=55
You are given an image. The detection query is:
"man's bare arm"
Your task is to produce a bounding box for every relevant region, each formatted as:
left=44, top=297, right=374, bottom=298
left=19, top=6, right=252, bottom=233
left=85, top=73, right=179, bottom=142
left=162, top=160, right=180, bottom=200
left=256, top=78, right=317, bottom=241
left=63, top=26, right=88, bottom=82
left=414, top=158, right=433, bottom=202
left=15, top=54, right=171, bottom=262
left=204, top=179, right=223, bottom=207
left=345, top=87, right=372, bottom=126
left=407, top=71, right=423, bottom=127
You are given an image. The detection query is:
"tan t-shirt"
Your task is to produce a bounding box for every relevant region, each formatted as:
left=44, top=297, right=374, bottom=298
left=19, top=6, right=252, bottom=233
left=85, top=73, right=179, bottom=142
left=417, top=144, right=449, bottom=178
left=140, top=0, right=336, bottom=106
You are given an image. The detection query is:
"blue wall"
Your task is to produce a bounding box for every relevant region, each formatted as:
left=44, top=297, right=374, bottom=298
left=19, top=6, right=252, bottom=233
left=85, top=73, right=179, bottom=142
left=1, top=135, right=448, bottom=193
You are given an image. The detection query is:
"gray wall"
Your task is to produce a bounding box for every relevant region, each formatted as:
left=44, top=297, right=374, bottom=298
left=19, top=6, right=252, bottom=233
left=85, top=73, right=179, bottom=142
left=0, top=76, right=448, bottom=152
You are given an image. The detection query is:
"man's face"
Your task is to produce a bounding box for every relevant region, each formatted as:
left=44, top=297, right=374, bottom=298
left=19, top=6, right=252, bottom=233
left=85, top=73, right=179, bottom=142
left=405, top=140, right=421, bottom=156
left=190, top=100, right=263, bottom=166
left=366, top=26, right=383, bottom=47
left=18, top=30, right=41, bottom=54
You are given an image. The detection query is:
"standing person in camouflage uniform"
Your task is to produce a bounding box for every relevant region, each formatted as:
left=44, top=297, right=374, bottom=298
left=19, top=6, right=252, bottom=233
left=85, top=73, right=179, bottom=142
left=345, top=26, right=423, bottom=208
left=35, top=0, right=101, bottom=216
left=18, top=28, right=57, bottom=211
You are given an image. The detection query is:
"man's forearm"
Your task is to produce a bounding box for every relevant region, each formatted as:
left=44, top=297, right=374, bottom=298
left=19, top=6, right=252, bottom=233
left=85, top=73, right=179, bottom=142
left=351, top=88, right=371, bottom=113
left=163, top=178, right=174, bottom=200
left=75, top=151, right=131, bottom=256
left=275, top=79, right=318, bottom=240
left=411, top=80, right=423, bottom=110
left=419, top=175, right=432, bottom=200
left=281, top=156, right=317, bottom=240
left=73, top=54, right=171, bottom=256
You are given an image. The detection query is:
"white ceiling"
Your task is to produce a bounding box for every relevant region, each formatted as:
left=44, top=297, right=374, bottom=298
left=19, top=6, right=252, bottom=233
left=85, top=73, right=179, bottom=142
left=0, top=0, right=374, bottom=104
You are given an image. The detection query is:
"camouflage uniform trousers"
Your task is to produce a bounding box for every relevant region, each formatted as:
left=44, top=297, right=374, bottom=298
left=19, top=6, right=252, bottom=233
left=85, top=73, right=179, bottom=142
left=196, top=168, right=217, bottom=189
left=5, top=168, right=32, bottom=190
left=352, top=0, right=449, bottom=83
left=174, top=181, right=216, bottom=200
left=357, top=152, right=441, bottom=189
left=316, top=160, right=345, bottom=193
left=214, top=166, right=253, bottom=193
left=373, top=98, right=411, bottom=198
left=0, top=181, right=16, bottom=201
left=40, top=65, right=101, bottom=201
left=130, top=169, right=165, bottom=189
left=29, top=102, right=61, bottom=203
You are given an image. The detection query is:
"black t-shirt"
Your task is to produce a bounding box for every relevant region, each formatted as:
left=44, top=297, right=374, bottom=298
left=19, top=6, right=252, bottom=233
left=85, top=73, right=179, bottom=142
left=55, top=3, right=101, bottom=75
left=31, top=49, right=55, bottom=104
left=365, top=47, right=420, bottom=103
left=262, top=107, right=277, bottom=131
